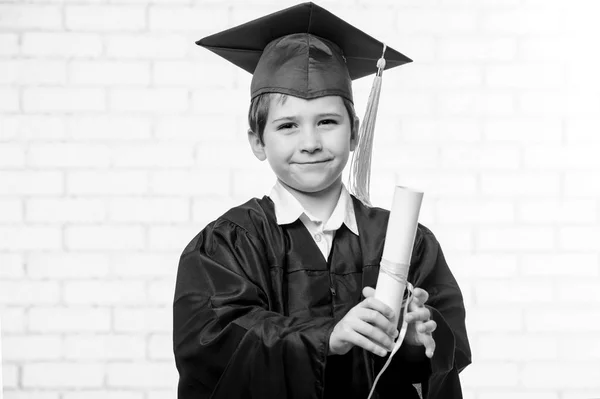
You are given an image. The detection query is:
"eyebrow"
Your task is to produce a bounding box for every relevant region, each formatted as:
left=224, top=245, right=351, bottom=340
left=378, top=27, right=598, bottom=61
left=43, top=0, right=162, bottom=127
left=270, top=112, right=343, bottom=124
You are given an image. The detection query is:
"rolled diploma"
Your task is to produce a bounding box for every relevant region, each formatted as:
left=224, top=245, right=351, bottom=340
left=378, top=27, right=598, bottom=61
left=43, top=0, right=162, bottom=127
left=374, top=186, right=423, bottom=324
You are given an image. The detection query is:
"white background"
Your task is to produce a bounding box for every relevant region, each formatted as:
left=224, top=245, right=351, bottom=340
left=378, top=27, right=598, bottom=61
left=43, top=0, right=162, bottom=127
left=1, top=0, right=600, bottom=398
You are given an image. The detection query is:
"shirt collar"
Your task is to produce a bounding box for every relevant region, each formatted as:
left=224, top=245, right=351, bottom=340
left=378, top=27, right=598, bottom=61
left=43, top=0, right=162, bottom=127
left=269, top=180, right=359, bottom=236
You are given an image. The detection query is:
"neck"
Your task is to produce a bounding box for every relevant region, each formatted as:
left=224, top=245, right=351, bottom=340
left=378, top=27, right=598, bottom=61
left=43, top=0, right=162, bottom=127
left=280, top=178, right=342, bottom=222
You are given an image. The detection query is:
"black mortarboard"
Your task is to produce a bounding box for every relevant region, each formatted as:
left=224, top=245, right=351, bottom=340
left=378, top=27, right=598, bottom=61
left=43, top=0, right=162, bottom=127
left=196, top=2, right=412, bottom=103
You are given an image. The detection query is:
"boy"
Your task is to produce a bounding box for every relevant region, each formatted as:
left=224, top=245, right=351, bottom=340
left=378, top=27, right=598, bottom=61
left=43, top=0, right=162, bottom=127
left=173, top=3, right=470, bottom=399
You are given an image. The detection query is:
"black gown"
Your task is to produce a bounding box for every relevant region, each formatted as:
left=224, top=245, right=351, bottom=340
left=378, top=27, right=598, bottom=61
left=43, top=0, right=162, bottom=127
left=173, top=195, right=471, bottom=399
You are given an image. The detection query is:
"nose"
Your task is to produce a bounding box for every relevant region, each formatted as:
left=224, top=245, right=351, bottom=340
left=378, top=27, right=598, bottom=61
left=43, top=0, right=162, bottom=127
left=300, top=127, right=322, bottom=153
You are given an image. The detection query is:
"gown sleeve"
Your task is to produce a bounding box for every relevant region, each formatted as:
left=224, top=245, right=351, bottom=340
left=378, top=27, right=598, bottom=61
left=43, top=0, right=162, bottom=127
left=173, top=218, right=337, bottom=399
left=374, top=225, right=472, bottom=399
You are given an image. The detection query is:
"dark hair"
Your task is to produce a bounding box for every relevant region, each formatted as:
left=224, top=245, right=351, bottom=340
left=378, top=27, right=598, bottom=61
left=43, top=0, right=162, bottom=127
left=248, top=93, right=357, bottom=145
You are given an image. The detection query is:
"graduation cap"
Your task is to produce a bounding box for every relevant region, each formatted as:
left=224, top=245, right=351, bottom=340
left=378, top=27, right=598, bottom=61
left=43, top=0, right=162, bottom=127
left=197, top=2, right=412, bottom=205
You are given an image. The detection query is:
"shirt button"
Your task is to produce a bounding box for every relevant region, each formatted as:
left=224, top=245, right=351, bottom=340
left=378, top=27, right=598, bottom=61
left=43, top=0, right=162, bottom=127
left=314, top=234, right=322, bottom=242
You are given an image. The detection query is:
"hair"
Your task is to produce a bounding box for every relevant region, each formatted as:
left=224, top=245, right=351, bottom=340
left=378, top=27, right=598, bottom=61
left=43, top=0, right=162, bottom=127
left=248, top=93, right=357, bottom=145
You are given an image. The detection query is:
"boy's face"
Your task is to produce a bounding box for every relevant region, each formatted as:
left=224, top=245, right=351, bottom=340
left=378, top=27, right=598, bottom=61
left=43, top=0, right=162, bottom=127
left=250, top=95, right=357, bottom=195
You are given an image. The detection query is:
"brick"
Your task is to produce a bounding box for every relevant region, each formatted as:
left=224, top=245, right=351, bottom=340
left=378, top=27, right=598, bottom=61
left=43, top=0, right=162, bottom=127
left=70, top=61, right=150, bottom=86
left=373, top=145, right=440, bottom=170
left=475, top=280, right=554, bottom=305
left=110, top=88, right=188, bottom=113
left=65, top=5, right=146, bottom=31
left=565, top=92, right=600, bottom=116
left=0, top=226, right=61, bottom=250
left=0, top=253, right=24, bottom=278
left=477, top=227, right=555, bottom=251
left=396, top=9, right=478, bottom=34
left=153, top=60, right=236, bottom=89
left=426, top=226, right=473, bottom=252
left=64, top=280, right=146, bottom=305
left=565, top=172, right=600, bottom=197
left=64, top=334, right=145, bottom=360
left=0, top=33, right=19, bottom=55
left=450, top=254, right=518, bottom=280
left=394, top=65, right=483, bottom=89
left=0, top=5, right=62, bottom=29
left=2, top=335, right=62, bottom=361
left=195, top=144, right=252, bottom=169
left=567, top=63, right=600, bottom=90
left=481, top=173, right=560, bottom=197
left=518, top=199, right=596, bottom=223
left=478, top=392, right=559, bottom=399
left=23, top=88, right=105, bottom=112
left=27, top=253, right=110, bottom=279
left=0, top=307, right=26, bottom=333
left=108, top=197, right=189, bottom=222
left=481, top=8, right=564, bottom=34
left=0, top=115, right=66, bottom=141
left=559, top=335, right=600, bottom=361
left=191, top=88, right=252, bottom=115
left=23, top=363, right=104, bottom=388
left=395, top=172, right=478, bottom=198
left=2, top=363, right=18, bottom=389
left=521, top=362, right=600, bottom=389
left=459, top=362, right=519, bottom=387
left=63, top=392, right=144, bottom=399
left=486, top=64, right=564, bottom=89
left=381, top=36, right=436, bottom=64
left=29, top=307, right=111, bottom=332
left=439, top=37, right=517, bottom=61
left=437, top=199, right=514, bottom=224
left=483, top=117, right=563, bottom=143
left=440, top=145, right=519, bottom=170
left=150, top=170, right=229, bottom=195
left=192, top=197, right=242, bottom=225
left=0, top=60, right=67, bottom=85
left=399, top=118, right=481, bottom=143
left=525, top=309, right=600, bottom=332
left=22, top=32, right=103, bottom=57
left=0, top=144, right=26, bottom=168
left=521, top=253, right=598, bottom=277
left=478, top=334, right=558, bottom=361
left=147, top=279, right=176, bottom=305
left=26, top=198, right=106, bottom=223
left=112, top=143, right=194, bottom=167
left=518, top=91, right=565, bottom=116
left=0, top=281, right=60, bottom=305
left=106, top=34, right=188, bottom=59
left=0, top=171, right=63, bottom=195
left=561, top=391, right=600, bottom=399
left=65, top=225, right=145, bottom=250
left=67, top=170, right=149, bottom=195
left=114, top=307, right=171, bottom=333
left=377, top=91, right=435, bottom=117
left=28, top=143, right=111, bottom=167
left=148, top=225, right=204, bottom=251
left=149, top=5, right=229, bottom=31
left=557, top=280, right=600, bottom=303
left=438, top=92, right=515, bottom=116
left=566, top=118, right=600, bottom=143
left=0, top=198, right=22, bottom=222
left=110, top=253, right=178, bottom=278
left=467, top=307, right=523, bottom=332
left=524, top=146, right=600, bottom=169
left=67, top=115, right=151, bottom=140
left=0, top=88, right=19, bottom=112
left=3, top=392, right=60, bottom=399
left=559, top=227, right=600, bottom=251
left=149, top=333, right=172, bottom=360
left=231, top=167, right=280, bottom=199
left=154, top=115, right=236, bottom=141
left=107, top=362, right=177, bottom=388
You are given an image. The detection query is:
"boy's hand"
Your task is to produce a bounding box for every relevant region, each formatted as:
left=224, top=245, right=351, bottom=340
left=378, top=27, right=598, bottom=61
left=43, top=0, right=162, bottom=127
left=404, top=287, right=437, bottom=358
left=329, top=287, right=399, bottom=357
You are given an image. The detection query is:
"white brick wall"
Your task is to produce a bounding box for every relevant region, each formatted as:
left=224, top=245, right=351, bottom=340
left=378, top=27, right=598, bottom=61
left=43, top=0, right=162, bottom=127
left=1, top=1, right=600, bottom=398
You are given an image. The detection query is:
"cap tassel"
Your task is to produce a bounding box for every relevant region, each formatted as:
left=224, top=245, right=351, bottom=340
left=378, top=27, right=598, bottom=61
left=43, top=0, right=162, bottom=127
left=348, top=44, right=387, bottom=206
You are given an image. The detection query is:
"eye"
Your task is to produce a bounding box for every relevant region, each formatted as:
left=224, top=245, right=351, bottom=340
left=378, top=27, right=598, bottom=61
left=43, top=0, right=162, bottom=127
left=277, top=123, right=296, bottom=130
left=319, top=119, right=338, bottom=126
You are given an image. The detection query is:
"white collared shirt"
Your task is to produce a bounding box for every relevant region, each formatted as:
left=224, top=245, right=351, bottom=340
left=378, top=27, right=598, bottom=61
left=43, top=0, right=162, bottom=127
left=268, top=180, right=359, bottom=260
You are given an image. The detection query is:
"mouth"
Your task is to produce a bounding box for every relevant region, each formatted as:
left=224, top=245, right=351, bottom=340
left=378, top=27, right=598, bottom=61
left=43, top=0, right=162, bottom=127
left=295, top=159, right=332, bottom=165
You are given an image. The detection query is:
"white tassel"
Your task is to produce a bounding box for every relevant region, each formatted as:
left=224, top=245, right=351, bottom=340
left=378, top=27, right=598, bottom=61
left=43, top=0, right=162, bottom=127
left=348, top=44, right=387, bottom=206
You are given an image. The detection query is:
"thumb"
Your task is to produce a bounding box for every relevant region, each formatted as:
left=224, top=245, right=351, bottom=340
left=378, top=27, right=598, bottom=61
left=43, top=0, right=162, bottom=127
left=362, top=286, right=376, bottom=298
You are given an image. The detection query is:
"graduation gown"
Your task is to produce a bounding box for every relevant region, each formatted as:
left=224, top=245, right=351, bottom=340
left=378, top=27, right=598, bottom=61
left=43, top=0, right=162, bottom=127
left=173, top=195, right=471, bottom=399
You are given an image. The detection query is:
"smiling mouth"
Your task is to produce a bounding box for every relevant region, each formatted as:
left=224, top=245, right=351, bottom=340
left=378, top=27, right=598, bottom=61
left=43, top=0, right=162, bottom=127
left=296, top=160, right=332, bottom=165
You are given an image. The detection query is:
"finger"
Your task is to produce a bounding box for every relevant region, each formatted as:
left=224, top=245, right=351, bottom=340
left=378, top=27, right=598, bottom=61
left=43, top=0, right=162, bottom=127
left=421, top=333, right=436, bottom=358
left=352, top=319, right=395, bottom=351
left=362, top=286, right=375, bottom=298
left=345, top=328, right=390, bottom=357
left=413, top=287, right=429, bottom=303
left=356, top=307, right=398, bottom=339
left=361, top=296, right=395, bottom=321
left=405, top=307, right=431, bottom=324
left=417, top=320, right=437, bottom=334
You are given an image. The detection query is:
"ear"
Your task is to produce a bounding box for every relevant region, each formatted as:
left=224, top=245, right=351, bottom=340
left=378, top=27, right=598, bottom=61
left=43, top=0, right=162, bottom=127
left=247, top=129, right=267, bottom=161
left=350, top=116, right=359, bottom=151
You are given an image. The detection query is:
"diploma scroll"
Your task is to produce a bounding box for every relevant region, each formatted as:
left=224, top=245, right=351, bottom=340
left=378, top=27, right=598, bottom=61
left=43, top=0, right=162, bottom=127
left=368, top=186, right=423, bottom=399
